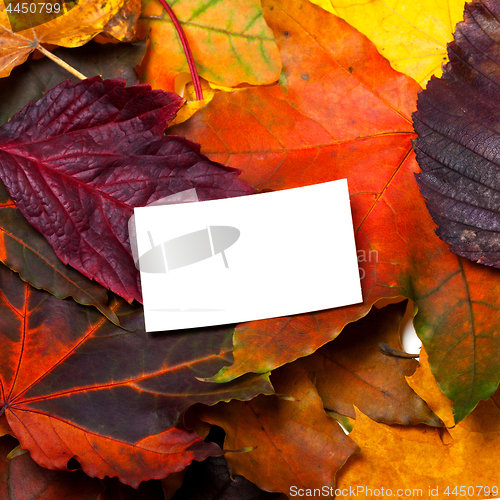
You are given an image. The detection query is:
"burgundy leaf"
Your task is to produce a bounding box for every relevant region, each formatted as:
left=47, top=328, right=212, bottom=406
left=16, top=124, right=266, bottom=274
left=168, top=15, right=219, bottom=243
left=413, top=0, right=500, bottom=267
left=0, top=77, right=253, bottom=303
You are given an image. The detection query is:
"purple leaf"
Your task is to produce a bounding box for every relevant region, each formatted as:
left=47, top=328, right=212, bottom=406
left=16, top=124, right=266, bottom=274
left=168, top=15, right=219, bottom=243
left=413, top=0, right=500, bottom=268
left=0, top=77, right=253, bottom=302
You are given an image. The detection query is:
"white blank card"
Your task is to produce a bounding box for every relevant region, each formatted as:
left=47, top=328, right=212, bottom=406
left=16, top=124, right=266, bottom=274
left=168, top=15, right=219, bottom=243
left=134, top=180, right=362, bottom=332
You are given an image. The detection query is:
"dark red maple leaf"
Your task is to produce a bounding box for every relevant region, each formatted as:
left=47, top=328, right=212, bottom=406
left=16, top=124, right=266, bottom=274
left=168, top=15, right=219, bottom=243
left=0, top=77, right=253, bottom=303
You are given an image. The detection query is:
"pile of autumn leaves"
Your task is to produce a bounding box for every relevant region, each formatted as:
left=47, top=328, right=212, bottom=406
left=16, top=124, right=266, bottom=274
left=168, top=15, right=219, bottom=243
left=0, top=0, right=499, bottom=498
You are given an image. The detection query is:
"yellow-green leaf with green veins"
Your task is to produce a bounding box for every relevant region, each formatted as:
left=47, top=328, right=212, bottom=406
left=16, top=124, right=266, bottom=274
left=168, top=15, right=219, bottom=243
left=138, top=0, right=281, bottom=92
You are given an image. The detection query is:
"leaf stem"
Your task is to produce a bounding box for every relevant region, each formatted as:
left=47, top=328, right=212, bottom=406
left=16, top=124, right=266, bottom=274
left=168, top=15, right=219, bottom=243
left=36, top=46, right=88, bottom=81
left=379, top=343, right=419, bottom=359
left=158, top=0, right=203, bottom=101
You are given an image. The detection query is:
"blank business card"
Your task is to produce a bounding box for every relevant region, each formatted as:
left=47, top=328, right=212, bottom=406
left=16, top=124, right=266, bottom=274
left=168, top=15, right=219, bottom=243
left=134, top=180, right=362, bottom=332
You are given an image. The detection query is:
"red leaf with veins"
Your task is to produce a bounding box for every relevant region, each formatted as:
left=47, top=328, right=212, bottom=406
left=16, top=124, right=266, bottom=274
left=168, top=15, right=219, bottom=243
left=0, top=77, right=253, bottom=303
left=0, top=264, right=272, bottom=487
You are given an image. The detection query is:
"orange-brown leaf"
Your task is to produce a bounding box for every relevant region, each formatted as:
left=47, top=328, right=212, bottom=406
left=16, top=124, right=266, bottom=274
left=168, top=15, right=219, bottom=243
left=0, top=415, right=12, bottom=437
left=102, top=0, right=141, bottom=42
left=406, top=349, right=456, bottom=428
left=195, top=365, right=359, bottom=495
left=295, top=302, right=441, bottom=426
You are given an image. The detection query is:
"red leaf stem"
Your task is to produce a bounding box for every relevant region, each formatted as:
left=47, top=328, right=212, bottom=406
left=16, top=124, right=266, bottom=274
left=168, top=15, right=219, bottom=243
left=159, top=0, right=204, bottom=100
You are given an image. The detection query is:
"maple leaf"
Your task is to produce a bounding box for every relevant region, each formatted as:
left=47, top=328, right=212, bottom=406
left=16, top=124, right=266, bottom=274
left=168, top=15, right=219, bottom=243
left=137, top=0, right=281, bottom=92
left=0, top=435, right=105, bottom=499
left=172, top=0, right=500, bottom=422
left=294, top=302, right=441, bottom=427
left=0, top=77, right=253, bottom=303
left=413, top=0, right=500, bottom=269
left=195, top=365, right=359, bottom=495
left=312, top=0, right=464, bottom=87
left=1, top=0, right=498, bottom=493
left=191, top=303, right=437, bottom=494
left=172, top=0, right=418, bottom=380
left=336, top=349, right=500, bottom=497
left=0, top=0, right=132, bottom=78
left=0, top=263, right=273, bottom=487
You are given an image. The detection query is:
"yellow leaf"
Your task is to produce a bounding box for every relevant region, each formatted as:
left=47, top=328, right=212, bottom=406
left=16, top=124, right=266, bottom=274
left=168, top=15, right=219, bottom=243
left=169, top=79, right=216, bottom=126
left=310, top=0, right=465, bottom=87
left=337, top=349, right=500, bottom=498
left=102, top=0, right=141, bottom=42
left=208, top=82, right=240, bottom=92
left=0, top=0, right=127, bottom=78
left=406, top=349, right=455, bottom=427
